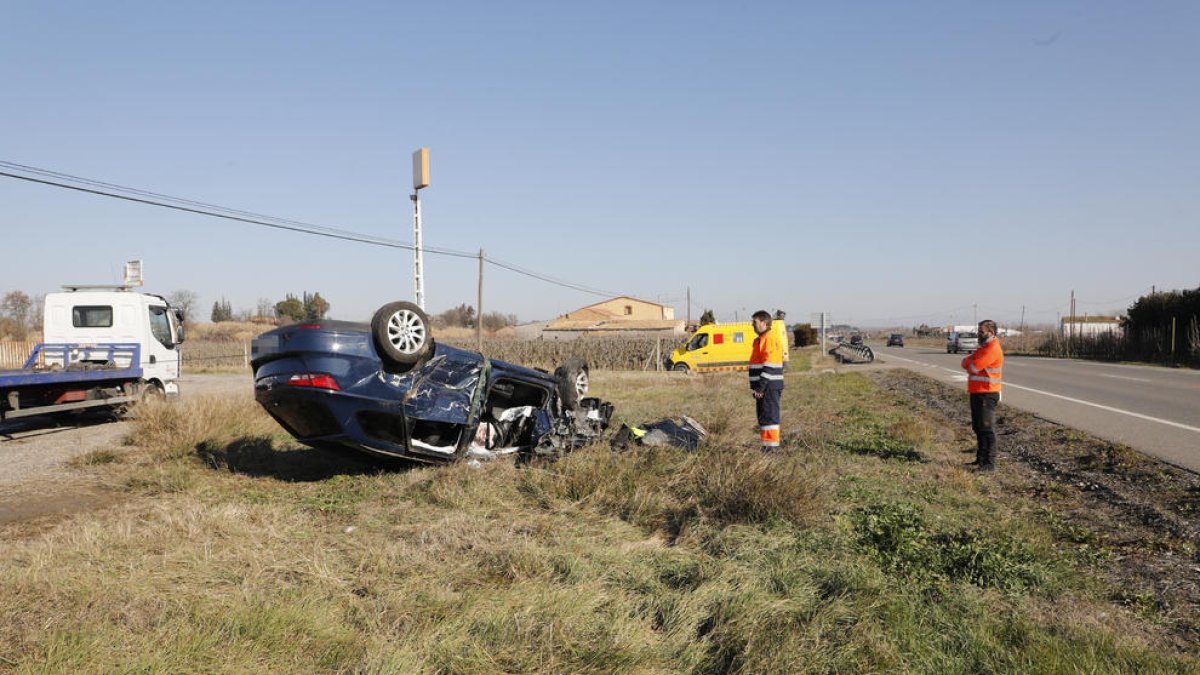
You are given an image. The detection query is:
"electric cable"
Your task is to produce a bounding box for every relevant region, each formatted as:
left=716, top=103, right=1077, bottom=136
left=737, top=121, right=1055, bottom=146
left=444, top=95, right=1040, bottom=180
left=1, top=162, right=631, bottom=297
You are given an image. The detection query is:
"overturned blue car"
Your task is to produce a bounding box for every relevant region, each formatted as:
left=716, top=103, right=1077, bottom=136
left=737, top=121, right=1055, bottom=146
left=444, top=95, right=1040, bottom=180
left=251, top=301, right=612, bottom=463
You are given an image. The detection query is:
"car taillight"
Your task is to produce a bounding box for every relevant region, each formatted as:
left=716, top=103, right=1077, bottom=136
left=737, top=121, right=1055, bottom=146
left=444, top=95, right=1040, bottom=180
left=295, top=324, right=322, bottom=329
left=287, top=373, right=340, bottom=390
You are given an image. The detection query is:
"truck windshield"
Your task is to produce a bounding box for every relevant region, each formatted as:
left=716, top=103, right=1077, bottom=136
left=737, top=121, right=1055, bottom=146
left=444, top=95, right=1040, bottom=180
left=687, top=333, right=708, bottom=351
left=148, top=306, right=173, bottom=348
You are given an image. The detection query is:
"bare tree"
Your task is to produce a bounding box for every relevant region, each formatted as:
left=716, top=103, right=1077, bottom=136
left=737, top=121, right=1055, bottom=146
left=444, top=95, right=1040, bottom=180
left=31, top=293, right=45, bottom=333
left=167, top=289, right=199, bottom=322
left=256, top=297, right=274, bottom=319
left=1, top=291, right=32, bottom=337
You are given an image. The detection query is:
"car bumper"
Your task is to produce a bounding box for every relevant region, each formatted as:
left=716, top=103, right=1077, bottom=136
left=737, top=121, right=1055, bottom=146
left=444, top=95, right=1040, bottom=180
left=254, top=378, right=461, bottom=463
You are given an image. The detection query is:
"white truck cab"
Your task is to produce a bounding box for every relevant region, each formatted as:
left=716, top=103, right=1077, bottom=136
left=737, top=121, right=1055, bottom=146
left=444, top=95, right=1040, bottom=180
left=41, top=285, right=185, bottom=396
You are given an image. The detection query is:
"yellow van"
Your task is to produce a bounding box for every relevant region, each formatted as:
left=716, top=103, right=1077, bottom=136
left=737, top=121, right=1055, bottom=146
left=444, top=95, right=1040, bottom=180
left=665, top=321, right=789, bottom=373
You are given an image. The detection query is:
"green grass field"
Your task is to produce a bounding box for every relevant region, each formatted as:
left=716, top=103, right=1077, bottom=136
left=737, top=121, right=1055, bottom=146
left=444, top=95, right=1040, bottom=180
left=0, top=354, right=1195, bottom=673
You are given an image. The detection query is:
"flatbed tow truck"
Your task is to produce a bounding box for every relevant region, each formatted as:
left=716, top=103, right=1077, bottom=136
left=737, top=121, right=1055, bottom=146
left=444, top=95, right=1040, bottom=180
left=0, top=285, right=185, bottom=422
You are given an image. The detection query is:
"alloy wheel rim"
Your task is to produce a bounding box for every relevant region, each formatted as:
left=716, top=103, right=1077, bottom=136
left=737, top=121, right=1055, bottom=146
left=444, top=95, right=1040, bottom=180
left=386, top=310, right=426, bottom=354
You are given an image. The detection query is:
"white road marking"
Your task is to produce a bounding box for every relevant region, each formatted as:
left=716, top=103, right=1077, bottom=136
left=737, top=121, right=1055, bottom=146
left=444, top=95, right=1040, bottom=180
left=881, top=350, right=1200, bottom=435
left=1003, top=382, right=1200, bottom=434
left=1098, top=373, right=1151, bottom=383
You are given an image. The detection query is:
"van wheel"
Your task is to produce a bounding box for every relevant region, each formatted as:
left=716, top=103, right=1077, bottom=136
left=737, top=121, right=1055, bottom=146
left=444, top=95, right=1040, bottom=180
left=672, top=363, right=689, bottom=373
left=554, top=358, right=589, bottom=411
left=371, top=301, right=433, bottom=370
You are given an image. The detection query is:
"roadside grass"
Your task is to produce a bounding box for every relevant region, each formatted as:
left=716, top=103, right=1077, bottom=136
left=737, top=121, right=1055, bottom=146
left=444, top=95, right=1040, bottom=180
left=0, top=371, right=1195, bottom=672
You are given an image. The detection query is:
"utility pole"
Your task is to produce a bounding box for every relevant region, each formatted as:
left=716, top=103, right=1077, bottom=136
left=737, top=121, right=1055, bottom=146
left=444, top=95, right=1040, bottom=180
left=1019, top=305, right=1026, bottom=334
left=411, top=148, right=430, bottom=310
left=1069, top=289, right=1076, bottom=357
left=1171, top=316, right=1177, bottom=360
left=477, top=248, right=484, bottom=352
left=686, top=286, right=691, bottom=326
left=973, top=303, right=977, bottom=325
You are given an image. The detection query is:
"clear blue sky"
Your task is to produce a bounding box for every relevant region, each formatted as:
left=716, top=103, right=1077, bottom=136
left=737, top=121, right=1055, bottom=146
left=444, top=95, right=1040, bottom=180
left=2, top=1, right=1196, bottom=328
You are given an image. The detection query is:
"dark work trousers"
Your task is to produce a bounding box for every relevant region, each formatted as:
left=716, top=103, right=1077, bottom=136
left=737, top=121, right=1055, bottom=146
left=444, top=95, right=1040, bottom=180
left=755, top=387, right=782, bottom=448
left=969, top=392, right=999, bottom=467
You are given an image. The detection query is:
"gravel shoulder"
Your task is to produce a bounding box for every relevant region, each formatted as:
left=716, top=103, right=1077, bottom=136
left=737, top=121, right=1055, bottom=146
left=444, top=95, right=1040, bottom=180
left=0, top=373, right=251, bottom=525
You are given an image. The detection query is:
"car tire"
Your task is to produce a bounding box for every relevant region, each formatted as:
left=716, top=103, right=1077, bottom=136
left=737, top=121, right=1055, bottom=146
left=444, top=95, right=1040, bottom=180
left=554, top=357, right=589, bottom=411
left=371, top=301, right=433, bottom=369
left=671, top=363, right=690, bottom=373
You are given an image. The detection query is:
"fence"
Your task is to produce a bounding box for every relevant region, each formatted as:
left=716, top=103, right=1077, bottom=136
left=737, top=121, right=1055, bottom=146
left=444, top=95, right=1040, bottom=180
left=0, top=341, right=39, bottom=368
left=1005, top=316, right=1200, bottom=367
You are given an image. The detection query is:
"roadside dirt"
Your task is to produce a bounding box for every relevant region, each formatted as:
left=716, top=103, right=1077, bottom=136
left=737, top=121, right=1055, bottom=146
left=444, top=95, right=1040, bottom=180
left=0, top=373, right=250, bottom=528
left=873, top=369, right=1200, bottom=646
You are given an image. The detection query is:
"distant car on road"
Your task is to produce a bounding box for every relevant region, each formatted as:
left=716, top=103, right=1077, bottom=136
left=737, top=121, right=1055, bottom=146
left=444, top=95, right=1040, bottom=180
left=947, top=331, right=979, bottom=354
left=886, top=333, right=905, bottom=347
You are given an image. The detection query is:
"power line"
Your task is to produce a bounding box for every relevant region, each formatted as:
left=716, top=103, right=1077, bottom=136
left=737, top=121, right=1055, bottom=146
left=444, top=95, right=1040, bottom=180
left=0, top=161, right=627, bottom=298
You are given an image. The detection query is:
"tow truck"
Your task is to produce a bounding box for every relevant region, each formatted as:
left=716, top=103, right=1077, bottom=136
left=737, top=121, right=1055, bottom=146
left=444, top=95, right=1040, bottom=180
left=0, top=285, right=185, bottom=422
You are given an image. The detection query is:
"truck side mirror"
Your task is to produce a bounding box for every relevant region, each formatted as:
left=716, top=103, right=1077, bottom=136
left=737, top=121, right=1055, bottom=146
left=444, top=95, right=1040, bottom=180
left=173, top=308, right=187, bottom=343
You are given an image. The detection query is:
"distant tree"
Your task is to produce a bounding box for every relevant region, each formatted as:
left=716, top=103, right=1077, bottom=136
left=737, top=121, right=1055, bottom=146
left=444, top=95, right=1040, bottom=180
left=167, top=289, right=199, bottom=322
left=302, top=291, right=330, bottom=320
left=255, top=297, right=275, bottom=319
left=211, top=298, right=234, bottom=322
left=275, top=294, right=305, bottom=323
left=30, top=293, right=45, bottom=333
left=791, top=323, right=818, bottom=347
left=435, top=304, right=476, bottom=328
left=1, top=291, right=32, bottom=337
left=699, top=309, right=716, bottom=326
left=480, top=311, right=518, bottom=332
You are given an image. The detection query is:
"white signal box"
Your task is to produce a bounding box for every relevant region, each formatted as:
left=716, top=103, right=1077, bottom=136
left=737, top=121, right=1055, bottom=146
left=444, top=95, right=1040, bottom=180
left=412, top=148, right=430, bottom=190
left=123, top=259, right=144, bottom=287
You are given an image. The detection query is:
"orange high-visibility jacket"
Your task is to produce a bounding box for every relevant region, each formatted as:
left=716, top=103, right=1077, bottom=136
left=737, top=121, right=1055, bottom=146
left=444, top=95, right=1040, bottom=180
left=961, top=336, right=1003, bottom=393
left=749, top=329, right=785, bottom=392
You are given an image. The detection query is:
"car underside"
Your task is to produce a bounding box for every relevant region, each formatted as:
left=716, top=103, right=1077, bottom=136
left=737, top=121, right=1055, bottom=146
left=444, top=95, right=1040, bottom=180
left=251, top=302, right=613, bottom=464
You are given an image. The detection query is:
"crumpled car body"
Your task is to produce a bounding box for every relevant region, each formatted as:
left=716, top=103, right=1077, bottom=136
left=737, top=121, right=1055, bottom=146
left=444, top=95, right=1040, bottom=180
left=251, top=320, right=612, bottom=463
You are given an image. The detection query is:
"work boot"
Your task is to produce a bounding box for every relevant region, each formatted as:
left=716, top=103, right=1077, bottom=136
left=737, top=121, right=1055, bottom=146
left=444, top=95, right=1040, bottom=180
left=982, top=433, right=997, bottom=468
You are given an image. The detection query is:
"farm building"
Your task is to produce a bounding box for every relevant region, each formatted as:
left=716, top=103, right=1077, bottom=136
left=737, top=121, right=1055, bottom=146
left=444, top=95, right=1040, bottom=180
left=1060, top=316, right=1123, bottom=337
left=541, top=296, right=686, bottom=339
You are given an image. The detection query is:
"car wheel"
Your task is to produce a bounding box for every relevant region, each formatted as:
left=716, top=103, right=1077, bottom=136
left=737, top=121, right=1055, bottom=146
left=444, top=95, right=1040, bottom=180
left=671, top=363, right=690, bottom=373
left=371, top=301, right=433, bottom=369
left=554, top=357, right=589, bottom=411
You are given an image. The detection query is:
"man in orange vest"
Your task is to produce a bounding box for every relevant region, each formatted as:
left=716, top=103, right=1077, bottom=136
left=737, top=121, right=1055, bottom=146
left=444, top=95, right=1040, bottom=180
left=749, top=310, right=785, bottom=450
left=961, top=319, right=1003, bottom=471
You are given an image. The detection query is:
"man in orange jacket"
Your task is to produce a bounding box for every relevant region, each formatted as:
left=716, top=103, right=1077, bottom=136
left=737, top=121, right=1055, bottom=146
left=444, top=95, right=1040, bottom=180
left=961, top=319, right=1003, bottom=471
left=749, top=310, right=785, bottom=450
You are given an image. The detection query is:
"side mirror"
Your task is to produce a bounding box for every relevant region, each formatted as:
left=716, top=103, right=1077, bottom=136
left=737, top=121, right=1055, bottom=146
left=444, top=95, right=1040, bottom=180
left=173, top=308, right=187, bottom=343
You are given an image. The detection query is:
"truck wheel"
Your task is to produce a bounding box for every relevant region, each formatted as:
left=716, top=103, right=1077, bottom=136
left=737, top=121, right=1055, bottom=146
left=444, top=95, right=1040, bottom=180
left=142, top=381, right=165, bottom=402
left=554, top=358, right=589, bottom=411
left=371, top=301, right=433, bottom=369
left=671, top=363, right=690, bottom=373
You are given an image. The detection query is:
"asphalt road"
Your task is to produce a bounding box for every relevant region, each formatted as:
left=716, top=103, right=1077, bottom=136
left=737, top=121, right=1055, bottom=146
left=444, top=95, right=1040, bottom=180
left=872, top=343, right=1200, bottom=474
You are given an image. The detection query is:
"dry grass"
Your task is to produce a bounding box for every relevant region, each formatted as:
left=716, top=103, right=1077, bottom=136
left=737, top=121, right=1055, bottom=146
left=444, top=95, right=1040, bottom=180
left=0, top=371, right=1195, bottom=672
